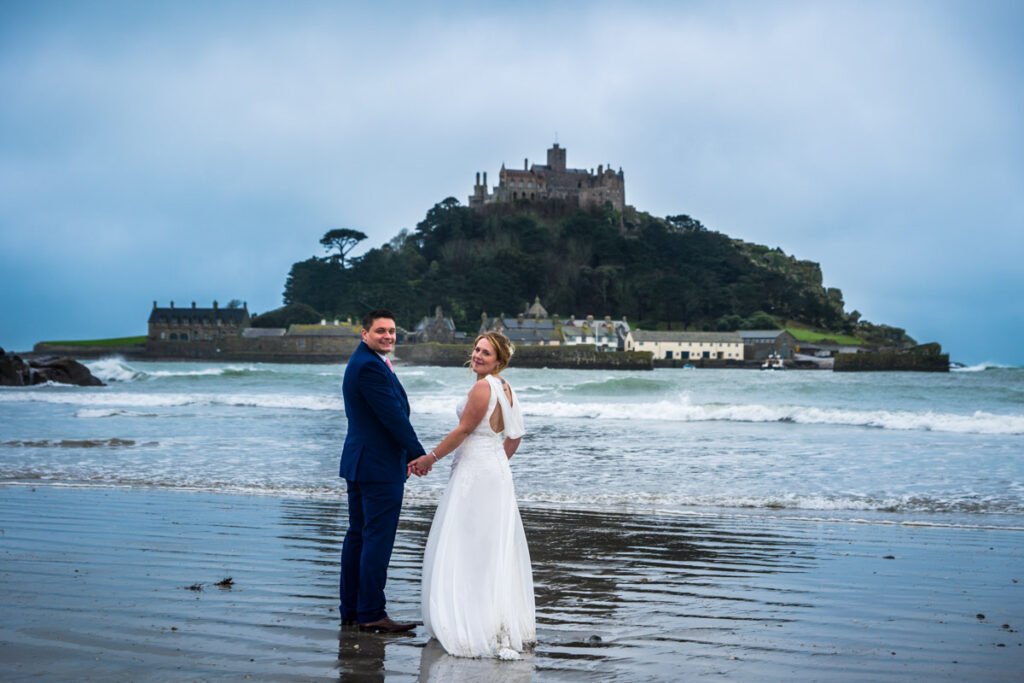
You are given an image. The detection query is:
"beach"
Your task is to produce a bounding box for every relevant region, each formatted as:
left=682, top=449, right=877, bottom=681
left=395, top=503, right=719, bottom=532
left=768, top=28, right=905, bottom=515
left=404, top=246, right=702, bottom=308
left=2, top=484, right=1021, bottom=681
left=2, top=359, right=1022, bottom=680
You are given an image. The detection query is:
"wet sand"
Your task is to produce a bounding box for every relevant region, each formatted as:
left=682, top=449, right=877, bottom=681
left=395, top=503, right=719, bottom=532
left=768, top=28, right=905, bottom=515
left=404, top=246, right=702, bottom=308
left=1, top=485, right=1021, bottom=681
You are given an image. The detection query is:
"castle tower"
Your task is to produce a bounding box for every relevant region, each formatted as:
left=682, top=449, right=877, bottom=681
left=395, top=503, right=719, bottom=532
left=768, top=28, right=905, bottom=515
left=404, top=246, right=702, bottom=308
left=547, top=143, right=566, bottom=172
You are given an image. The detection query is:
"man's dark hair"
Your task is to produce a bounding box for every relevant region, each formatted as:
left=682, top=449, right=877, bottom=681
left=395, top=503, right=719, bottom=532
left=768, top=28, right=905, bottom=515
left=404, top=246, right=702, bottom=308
left=362, top=309, right=396, bottom=330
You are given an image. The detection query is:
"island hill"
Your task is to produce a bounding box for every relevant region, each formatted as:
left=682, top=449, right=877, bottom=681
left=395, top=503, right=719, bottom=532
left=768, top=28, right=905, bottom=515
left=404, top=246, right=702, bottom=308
left=36, top=143, right=947, bottom=371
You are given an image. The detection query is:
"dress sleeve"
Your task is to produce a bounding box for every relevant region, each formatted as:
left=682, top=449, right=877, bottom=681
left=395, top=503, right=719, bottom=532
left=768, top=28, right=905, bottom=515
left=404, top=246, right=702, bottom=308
left=496, top=379, right=525, bottom=440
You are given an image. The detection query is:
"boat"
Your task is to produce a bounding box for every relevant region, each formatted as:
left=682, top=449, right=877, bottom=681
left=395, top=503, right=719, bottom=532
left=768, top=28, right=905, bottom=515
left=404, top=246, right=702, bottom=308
left=760, top=352, right=785, bottom=370
left=682, top=362, right=695, bottom=370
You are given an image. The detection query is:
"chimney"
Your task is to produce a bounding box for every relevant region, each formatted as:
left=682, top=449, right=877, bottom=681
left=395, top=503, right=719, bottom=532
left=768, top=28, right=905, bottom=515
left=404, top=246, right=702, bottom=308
left=524, top=158, right=528, bottom=171
left=170, top=301, right=175, bottom=309
left=191, top=301, right=196, bottom=309
left=476, top=172, right=480, bottom=186
left=213, top=300, right=219, bottom=310
left=483, top=171, right=487, bottom=188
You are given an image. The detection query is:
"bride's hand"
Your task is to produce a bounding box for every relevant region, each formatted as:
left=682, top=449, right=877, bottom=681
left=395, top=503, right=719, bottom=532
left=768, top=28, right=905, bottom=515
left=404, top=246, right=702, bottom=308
left=409, top=454, right=434, bottom=477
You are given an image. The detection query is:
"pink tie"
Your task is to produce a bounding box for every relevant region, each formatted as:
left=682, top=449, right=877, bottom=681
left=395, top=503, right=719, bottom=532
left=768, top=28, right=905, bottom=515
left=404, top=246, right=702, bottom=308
left=384, top=356, right=394, bottom=373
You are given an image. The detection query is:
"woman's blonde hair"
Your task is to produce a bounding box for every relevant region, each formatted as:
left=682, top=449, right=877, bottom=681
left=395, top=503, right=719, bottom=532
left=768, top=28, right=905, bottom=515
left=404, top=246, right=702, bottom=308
left=473, top=332, right=515, bottom=374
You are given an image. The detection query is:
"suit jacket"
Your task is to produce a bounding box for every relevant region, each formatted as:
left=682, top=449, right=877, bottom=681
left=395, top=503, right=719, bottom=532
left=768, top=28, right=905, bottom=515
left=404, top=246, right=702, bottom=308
left=339, top=341, right=425, bottom=482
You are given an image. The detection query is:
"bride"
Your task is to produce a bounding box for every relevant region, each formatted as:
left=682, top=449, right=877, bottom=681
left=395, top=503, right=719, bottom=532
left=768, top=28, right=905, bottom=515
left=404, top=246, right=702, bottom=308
left=407, top=332, right=536, bottom=659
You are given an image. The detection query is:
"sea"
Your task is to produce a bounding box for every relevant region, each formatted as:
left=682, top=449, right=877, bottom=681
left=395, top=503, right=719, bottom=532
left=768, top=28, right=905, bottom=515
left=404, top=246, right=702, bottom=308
left=1, top=358, right=1022, bottom=531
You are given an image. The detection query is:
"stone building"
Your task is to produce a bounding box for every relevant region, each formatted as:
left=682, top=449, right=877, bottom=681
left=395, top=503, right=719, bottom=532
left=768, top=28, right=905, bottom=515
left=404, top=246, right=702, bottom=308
left=408, top=306, right=461, bottom=344
left=479, top=298, right=561, bottom=346
left=561, top=315, right=631, bottom=352
left=147, top=302, right=363, bottom=361
left=147, top=301, right=250, bottom=343
left=469, top=143, right=625, bottom=212
left=737, top=330, right=797, bottom=361
left=480, top=297, right=631, bottom=349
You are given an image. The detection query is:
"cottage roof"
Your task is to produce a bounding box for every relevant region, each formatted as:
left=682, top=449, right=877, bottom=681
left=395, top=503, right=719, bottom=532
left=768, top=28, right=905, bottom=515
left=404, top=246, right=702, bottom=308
left=415, top=316, right=455, bottom=332
left=503, top=327, right=561, bottom=343
left=525, top=296, right=548, bottom=319
left=737, top=330, right=788, bottom=342
left=501, top=317, right=555, bottom=330
left=148, top=303, right=248, bottom=325
left=630, top=330, right=742, bottom=344
left=562, top=324, right=614, bottom=337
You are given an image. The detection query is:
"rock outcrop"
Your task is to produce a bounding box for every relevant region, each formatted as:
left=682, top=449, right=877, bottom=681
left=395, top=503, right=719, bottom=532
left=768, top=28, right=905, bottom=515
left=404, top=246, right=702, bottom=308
left=0, top=348, right=105, bottom=386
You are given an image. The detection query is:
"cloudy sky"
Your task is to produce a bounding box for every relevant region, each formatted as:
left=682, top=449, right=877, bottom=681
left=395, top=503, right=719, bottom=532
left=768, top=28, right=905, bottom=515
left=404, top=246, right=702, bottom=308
left=2, top=0, right=1021, bottom=364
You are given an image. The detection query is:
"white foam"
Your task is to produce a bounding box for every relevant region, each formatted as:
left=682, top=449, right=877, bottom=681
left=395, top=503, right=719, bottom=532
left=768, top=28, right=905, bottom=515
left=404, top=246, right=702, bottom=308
left=401, top=486, right=1024, bottom=516
left=0, top=391, right=342, bottom=412
left=953, top=361, right=1016, bottom=373
left=74, top=408, right=154, bottom=418
left=410, top=397, right=1024, bottom=435
left=85, top=357, right=144, bottom=383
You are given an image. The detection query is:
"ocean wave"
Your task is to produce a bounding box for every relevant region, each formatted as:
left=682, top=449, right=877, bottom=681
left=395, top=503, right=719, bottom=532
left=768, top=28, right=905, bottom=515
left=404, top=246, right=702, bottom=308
left=84, top=358, right=281, bottom=383
left=2, top=477, right=1020, bottom=524
left=566, top=376, right=678, bottom=396
left=952, top=361, right=1019, bottom=373
left=400, top=375, right=450, bottom=390
left=2, top=438, right=145, bottom=448
left=0, top=391, right=342, bottom=412
left=403, top=487, right=1024, bottom=517
left=410, top=397, right=1024, bottom=435
left=75, top=408, right=159, bottom=419
left=84, top=358, right=145, bottom=382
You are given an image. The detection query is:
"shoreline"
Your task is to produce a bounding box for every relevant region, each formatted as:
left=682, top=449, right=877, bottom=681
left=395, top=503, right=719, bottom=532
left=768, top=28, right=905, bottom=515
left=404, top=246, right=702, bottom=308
left=17, top=347, right=829, bottom=370
left=2, top=484, right=1021, bottom=681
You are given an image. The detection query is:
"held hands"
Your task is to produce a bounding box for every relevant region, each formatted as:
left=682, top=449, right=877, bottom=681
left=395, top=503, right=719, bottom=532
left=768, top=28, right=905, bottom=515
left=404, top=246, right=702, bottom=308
left=408, top=453, right=436, bottom=478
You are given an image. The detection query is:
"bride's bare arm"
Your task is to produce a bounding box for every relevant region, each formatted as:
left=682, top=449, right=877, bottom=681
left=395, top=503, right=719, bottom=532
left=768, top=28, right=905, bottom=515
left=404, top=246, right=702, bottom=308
left=408, top=379, right=490, bottom=475
left=503, top=437, right=521, bottom=460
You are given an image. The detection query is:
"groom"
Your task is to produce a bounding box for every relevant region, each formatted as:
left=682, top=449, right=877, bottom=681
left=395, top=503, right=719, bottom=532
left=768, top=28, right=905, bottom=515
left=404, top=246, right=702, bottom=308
left=339, top=309, right=427, bottom=633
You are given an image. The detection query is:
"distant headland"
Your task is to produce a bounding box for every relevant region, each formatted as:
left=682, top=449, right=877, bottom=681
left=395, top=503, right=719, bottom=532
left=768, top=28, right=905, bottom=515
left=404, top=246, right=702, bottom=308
left=32, top=142, right=948, bottom=371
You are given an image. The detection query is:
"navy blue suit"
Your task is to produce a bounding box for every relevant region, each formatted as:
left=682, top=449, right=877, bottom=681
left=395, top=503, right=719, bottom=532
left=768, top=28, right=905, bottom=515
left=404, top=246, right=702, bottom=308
left=339, top=341, right=425, bottom=623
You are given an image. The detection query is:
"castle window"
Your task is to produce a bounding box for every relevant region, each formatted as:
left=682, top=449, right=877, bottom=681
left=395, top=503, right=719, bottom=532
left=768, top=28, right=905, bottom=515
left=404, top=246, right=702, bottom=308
left=169, top=333, right=178, bottom=341
left=181, top=333, right=189, bottom=341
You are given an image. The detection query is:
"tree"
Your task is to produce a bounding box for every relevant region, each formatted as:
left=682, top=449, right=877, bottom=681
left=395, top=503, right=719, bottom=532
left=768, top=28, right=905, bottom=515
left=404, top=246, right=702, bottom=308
left=742, top=311, right=779, bottom=330
left=666, top=214, right=706, bottom=232
left=251, top=302, right=322, bottom=328
left=320, top=228, right=368, bottom=267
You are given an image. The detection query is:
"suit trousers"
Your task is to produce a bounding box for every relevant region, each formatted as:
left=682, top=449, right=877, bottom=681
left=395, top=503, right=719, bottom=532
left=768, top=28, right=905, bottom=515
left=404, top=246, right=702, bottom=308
left=339, top=479, right=405, bottom=623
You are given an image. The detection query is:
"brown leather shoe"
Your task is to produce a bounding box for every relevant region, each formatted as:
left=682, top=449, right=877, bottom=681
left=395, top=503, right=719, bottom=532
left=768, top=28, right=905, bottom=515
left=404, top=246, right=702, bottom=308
left=358, top=616, right=416, bottom=633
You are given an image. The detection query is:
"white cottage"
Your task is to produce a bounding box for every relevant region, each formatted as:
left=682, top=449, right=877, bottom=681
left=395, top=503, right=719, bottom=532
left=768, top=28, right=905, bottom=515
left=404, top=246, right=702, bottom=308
left=625, top=330, right=743, bottom=361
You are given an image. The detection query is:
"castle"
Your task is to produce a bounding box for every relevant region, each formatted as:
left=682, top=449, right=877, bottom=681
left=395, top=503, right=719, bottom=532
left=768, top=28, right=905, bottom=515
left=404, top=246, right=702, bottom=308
left=469, top=143, right=625, bottom=212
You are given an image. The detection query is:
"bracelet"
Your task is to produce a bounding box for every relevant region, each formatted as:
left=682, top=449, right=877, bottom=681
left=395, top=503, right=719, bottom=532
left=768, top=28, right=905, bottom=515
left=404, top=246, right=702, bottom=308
left=430, top=451, right=439, bottom=462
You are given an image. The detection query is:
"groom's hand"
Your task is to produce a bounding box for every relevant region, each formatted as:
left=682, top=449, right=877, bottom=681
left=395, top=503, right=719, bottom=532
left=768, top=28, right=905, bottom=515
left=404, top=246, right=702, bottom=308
left=408, top=455, right=434, bottom=477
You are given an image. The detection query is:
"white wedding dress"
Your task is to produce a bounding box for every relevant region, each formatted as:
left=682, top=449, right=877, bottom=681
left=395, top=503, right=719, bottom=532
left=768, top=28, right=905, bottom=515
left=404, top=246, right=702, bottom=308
left=421, top=374, right=536, bottom=659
